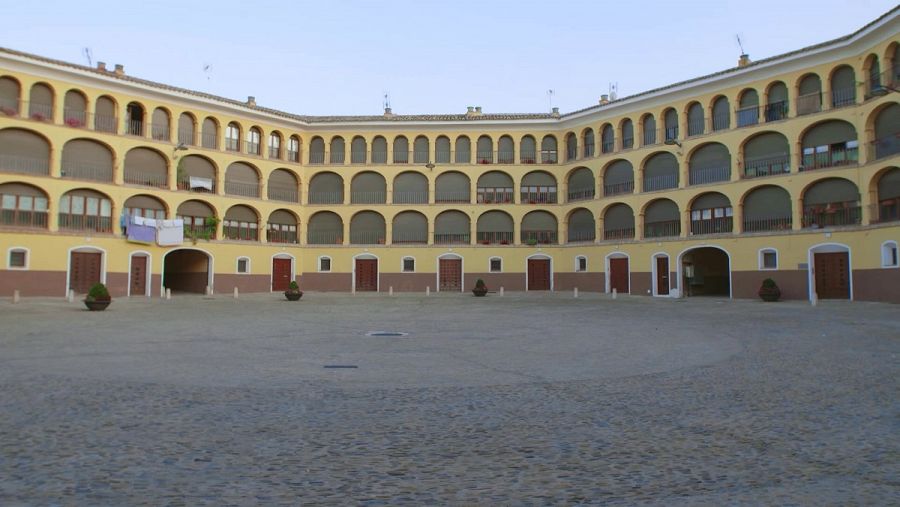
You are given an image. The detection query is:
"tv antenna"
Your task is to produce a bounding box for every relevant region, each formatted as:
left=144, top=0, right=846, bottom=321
left=609, top=83, right=618, bottom=101
left=547, top=89, right=555, bottom=111
left=383, top=92, right=391, bottom=110
left=82, top=47, right=92, bottom=67
left=736, top=34, right=746, bottom=55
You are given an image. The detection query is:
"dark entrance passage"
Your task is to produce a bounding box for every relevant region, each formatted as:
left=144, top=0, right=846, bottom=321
left=814, top=252, right=850, bottom=299
left=439, top=258, right=462, bottom=292
left=355, top=258, right=378, bottom=291
left=69, top=251, right=101, bottom=294
left=163, top=249, right=210, bottom=294
left=527, top=258, right=551, bottom=290
left=682, top=247, right=730, bottom=297
left=272, top=257, right=292, bottom=291
left=609, top=257, right=629, bottom=293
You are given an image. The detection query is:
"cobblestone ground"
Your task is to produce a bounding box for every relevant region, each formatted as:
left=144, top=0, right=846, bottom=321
left=0, top=293, right=898, bottom=505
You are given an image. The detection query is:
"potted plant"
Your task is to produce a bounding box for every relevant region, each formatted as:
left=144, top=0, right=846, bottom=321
left=84, top=282, right=112, bottom=311
left=758, top=278, right=781, bottom=302
left=527, top=238, right=538, bottom=246
left=284, top=280, right=303, bottom=301
left=472, top=279, right=488, bottom=297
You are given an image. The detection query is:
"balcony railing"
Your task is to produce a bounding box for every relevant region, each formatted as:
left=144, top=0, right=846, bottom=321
left=690, top=217, right=733, bottom=235
left=93, top=114, right=117, bottom=133
left=0, top=209, right=48, bottom=229
left=742, top=154, right=790, bottom=179
left=476, top=151, right=494, bottom=164
left=267, top=185, right=299, bottom=203
left=178, top=130, right=196, bottom=146
left=201, top=132, right=218, bottom=149
left=58, top=214, right=113, bottom=233
left=433, top=232, right=470, bottom=244
left=351, top=150, right=367, bottom=164
left=413, top=150, right=429, bottom=164
left=567, top=229, right=596, bottom=243
left=497, top=150, right=515, bottom=164
left=350, top=191, right=386, bottom=204
left=620, top=136, right=635, bottom=150
left=184, top=223, right=216, bottom=240
left=267, top=229, right=299, bottom=244
left=392, top=231, right=428, bottom=244
left=0, top=154, right=50, bottom=176
left=687, top=117, right=706, bottom=137
left=151, top=123, right=170, bottom=141
left=603, top=227, right=635, bottom=241
left=765, top=101, right=789, bottom=122
left=664, top=126, right=678, bottom=142
left=307, top=231, right=343, bottom=244
left=63, top=108, right=88, bottom=128
left=435, top=150, right=452, bottom=164
left=224, top=181, right=260, bottom=198
left=287, top=150, right=301, bottom=163
left=268, top=147, right=281, bottom=159
left=870, top=136, right=900, bottom=160
left=330, top=151, right=345, bottom=164
left=61, top=163, right=113, bottom=182
left=124, top=171, right=167, bottom=188
left=642, top=129, right=658, bottom=146
left=742, top=216, right=792, bottom=233
left=521, top=230, right=557, bottom=244
left=540, top=152, right=558, bottom=164
left=224, top=138, right=239, bottom=152
left=393, top=191, right=428, bottom=204
left=797, top=92, right=822, bottom=115
left=26, top=101, right=53, bottom=122
left=519, top=152, right=537, bottom=164
left=689, top=165, right=730, bottom=185
left=309, top=152, right=326, bottom=164
left=0, top=97, right=19, bottom=116
left=177, top=176, right=216, bottom=193
left=801, top=145, right=858, bottom=171
left=308, top=192, right=343, bottom=204
left=643, top=173, right=678, bottom=192
left=736, top=106, right=759, bottom=127
left=604, top=181, right=634, bottom=196
left=644, top=220, right=680, bottom=238
left=583, top=143, right=595, bottom=158
left=567, top=187, right=595, bottom=202
left=435, top=191, right=470, bottom=203
left=875, top=198, right=900, bottom=223
left=243, top=141, right=260, bottom=156
left=350, top=231, right=386, bottom=244
left=125, top=119, right=144, bottom=136
left=830, top=87, right=856, bottom=108
left=601, top=140, right=615, bottom=153
left=476, top=231, right=514, bottom=245
left=223, top=226, right=259, bottom=241
left=802, top=204, right=861, bottom=228
left=477, top=189, right=514, bottom=204
left=712, top=112, right=730, bottom=131
left=520, top=190, right=557, bottom=204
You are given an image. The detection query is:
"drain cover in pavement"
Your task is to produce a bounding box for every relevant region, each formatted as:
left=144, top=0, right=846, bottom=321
left=366, top=331, right=408, bottom=337
left=323, top=365, right=358, bottom=369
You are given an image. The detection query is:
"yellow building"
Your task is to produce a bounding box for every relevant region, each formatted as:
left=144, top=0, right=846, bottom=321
left=1, top=9, right=898, bottom=302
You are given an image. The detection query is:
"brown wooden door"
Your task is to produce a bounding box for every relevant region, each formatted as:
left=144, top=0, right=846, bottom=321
left=130, top=255, right=147, bottom=296
left=527, top=259, right=551, bottom=290
left=609, top=257, right=629, bottom=293
left=70, top=252, right=101, bottom=294
left=815, top=252, right=850, bottom=299
left=272, top=258, right=292, bottom=291
left=656, top=256, right=669, bottom=295
left=439, top=258, right=462, bottom=292
left=355, top=259, right=378, bottom=291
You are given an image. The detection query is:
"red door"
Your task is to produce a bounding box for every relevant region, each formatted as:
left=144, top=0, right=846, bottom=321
left=130, top=255, right=148, bottom=296
left=656, top=256, right=670, bottom=295
left=527, top=259, right=551, bottom=290
left=70, top=252, right=101, bottom=294
left=439, top=258, right=462, bottom=292
left=272, top=258, right=292, bottom=291
left=609, top=257, right=629, bottom=293
left=815, top=252, right=850, bottom=299
left=355, top=259, right=378, bottom=291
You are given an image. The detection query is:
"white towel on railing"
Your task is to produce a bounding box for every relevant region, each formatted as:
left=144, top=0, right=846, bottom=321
left=144, top=218, right=157, bottom=228
left=189, top=176, right=213, bottom=191
left=157, top=218, right=185, bottom=246
left=132, top=215, right=146, bottom=226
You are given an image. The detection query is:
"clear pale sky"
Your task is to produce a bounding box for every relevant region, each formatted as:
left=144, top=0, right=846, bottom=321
left=2, top=0, right=896, bottom=116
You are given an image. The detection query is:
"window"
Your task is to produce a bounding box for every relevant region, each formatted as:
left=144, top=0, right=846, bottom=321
left=8, top=248, right=26, bottom=269
left=883, top=241, right=899, bottom=268
left=225, top=123, right=240, bottom=151
left=247, top=128, right=261, bottom=155
left=269, top=133, right=282, bottom=159
left=1, top=193, right=49, bottom=228
left=760, top=249, right=778, bottom=270
left=223, top=220, right=258, bottom=241
left=490, top=257, right=502, bottom=273
left=319, top=256, right=331, bottom=272
left=576, top=256, right=587, bottom=272
left=402, top=257, right=415, bottom=272
left=236, top=257, right=250, bottom=274
left=288, top=137, right=300, bottom=162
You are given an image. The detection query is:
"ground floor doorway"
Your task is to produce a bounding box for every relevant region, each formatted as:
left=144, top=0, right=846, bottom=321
left=355, top=258, right=378, bottom=292
left=163, top=249, right=211, bottom=294
left=814, top=251, right=850, bottom=299
left=527, top=258, right=551, bottom=290
left=69, top=251, right=102, bottom=294
left=681, top=247, right=730, bottom=297
left=608, top=256, right=629, bottom=293
left=130, top=254, right=149, bottom=296
left=655, top=255, right=670, bottom=296
left=272, top=257, right=292, bottom=292
left=438, top=257, right=462, bottom=292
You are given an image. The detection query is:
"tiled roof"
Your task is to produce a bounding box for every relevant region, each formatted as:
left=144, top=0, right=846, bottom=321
left=1, top=5, right=896, bottom=124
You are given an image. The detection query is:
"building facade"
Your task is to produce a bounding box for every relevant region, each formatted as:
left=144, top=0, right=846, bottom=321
left=1, top=9, right=898, bottom=302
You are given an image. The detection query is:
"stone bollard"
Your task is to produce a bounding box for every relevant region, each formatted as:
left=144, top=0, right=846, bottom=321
left=68, top=289, right=75, bottom=303
left=500, top=287, right=504, bottom=297
left=612, top=288, right=618, bottom=300
left=233, top=287, right=239, bottom=299
left=13, top=289, right=20, bottom=304
left=389, top=286, right=393, bottom=296
left=426, top=286, right=430, bottom=296
left=166, top=288, right=172, bottom=300
left=811, top=293, right=817, bottom=306
left=574, top=287, right=579, bottom=298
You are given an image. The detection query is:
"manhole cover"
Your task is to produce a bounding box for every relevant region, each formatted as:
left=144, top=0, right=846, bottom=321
left=323, top=365, right=358, bottom=369
left=366, top=331, right=408, bottom=337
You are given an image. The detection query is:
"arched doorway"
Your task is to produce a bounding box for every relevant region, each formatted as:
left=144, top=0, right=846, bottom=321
left=163, top=249, right=212, bottom=294
left=526, top=254, right=552, bottom=291
left=679, top=246, right=731, bottom=297
left=605, top=253, right=630, bottom=294
left=437, top=253, right=463, bottom=292
left=271, top=254, right=294, bottom=292
left=129, top=252, right=151, bottom=297
left=808, top=243, right=852, bottom=300
left=68, top=246, right=105, bottom=295
left=353, top=253, right=378, bottom=292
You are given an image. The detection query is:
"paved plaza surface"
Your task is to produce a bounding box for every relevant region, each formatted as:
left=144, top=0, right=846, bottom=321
left=0, top=292, right=898, bottom=505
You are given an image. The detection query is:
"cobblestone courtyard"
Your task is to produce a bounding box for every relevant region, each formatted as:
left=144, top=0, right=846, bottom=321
left=1, top=292, right=898, bottom=505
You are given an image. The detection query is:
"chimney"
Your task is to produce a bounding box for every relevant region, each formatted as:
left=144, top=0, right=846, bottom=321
left=96, top=61, right=107, bottom=72
left=738, top=54, right=751, bottom=68
left=474, top=106, right=482, bottom=114
left=551, top=107, right=560, bottom=117
left=383, top=106, right=393, bottom=117
left=113, top=64, right=125, bottom=76
left=466, top=106, right=474, bottom=114
left=247, top=96, right=256, bottom=107
left=599, top=94, right=609, bottom=105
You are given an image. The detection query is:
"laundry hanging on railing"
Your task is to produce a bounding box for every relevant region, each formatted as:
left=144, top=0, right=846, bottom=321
left=126, top=215, right=156, bottom=245
left=157, top=219, right=185, bottom=246
left=188, top=176, right=213, bottom=191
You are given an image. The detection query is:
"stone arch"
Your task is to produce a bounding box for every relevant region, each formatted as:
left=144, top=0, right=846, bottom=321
left=350, top=210, right=386, bottom=244
left=307, top=211, right=343, bottom=244
left=476, top=210, right=514, bottom=244
left=642, top=151, right=679, bottom=191
left=741, top=185, right=793, bottom=232
left=392, top=210, right=428, bottom=244
left=521, top=210, right=558, bottom=244
left=567, top=207, right=595, bottom=242
left=393, top=135, right=409, bottom=163
left=350, top=171, right=387, bottom=204
left=224, top=162, right=261, bottom=198
left=521, top=170, right=558, bottom=203
left=435, top=170, right=470, bottom=203
left=61, top=138, right=114, bottom=182
left=0, top=127, right=51, bottom=175
left=434, top=210, right=470, bottom=244
left=643, top=198, right=681, bottom=238
left=124, top=146, right=168, bottom=187
left=393, top=171, right=428, bottom=204
left=566, top=166, right=595, bottom=201
left=267, top=168, right=300, bottom=202
left=602, top=203, right=635, bottom=240
left=741, top=131, right=790, bottom=178
left=308, top=171, right=344, bottom=204
left=688, top=142, right=731, bottom=185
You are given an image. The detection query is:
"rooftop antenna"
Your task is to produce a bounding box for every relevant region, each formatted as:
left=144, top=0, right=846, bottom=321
left=609, top=83, right=618, bottom=101
left=547, top=89, right=555, bottom=112
left=82, top=47, right=92, bottom=67
left=383, top=92, right=391, bottom=110
left=736, top=34, right=746, bottom=55
left=203, top=63, right=212, bottom=81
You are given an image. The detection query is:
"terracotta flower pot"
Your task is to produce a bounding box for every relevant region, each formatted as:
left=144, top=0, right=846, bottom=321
left=84, top=299, right=111, bottom=311
left=284, top=291, right=303, bottom=301
left=472, top=287, right=488, bottom=297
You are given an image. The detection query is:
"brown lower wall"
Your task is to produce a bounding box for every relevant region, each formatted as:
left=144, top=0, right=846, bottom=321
left=467, top=273, right=526, bottom=291
left=215, top=274, right=272, bottom=294
left=630, top=272, right=651, bottom=296
left=299, top=272, right=353, bottom=291
left=379, top=273, right=435, bottom=292
left=555, top=272, right=605, bottom=292
left=0, top=270, right=67, bottom=297
left=853, top=268, right=900, bottom=303
left=731, top=270, right=809, bottom=300
left=107, top=272, right=129, bottom=297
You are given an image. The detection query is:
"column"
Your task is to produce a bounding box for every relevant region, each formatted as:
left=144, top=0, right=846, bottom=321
left=385, top=220, right=393, bottom=246
left=793, top=198, right=804, bottom=231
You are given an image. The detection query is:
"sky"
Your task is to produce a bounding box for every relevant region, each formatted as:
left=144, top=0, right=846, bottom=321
left=2, top=0, right=896, bottom=116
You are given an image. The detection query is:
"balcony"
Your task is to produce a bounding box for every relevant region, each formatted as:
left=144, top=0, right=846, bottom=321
left=642, top=129, right=658, bottom=147
left=268, top=147, right=281, bottom=159
left=643, top=174, right=678, bottom=192
left=644, top=220, right=680, bottom=238
left=392, top=151, right=408, bottom=164
left=178, top=130, right=196, bottom=146
left=124, top=170, right=167, bottom=188
left=601, top=140, right=615, bottom=153
left=0, top=209, right=48, bottom=229
left=736, top=106, right=759, bottom=128
left=801, top=143, right=858, bottom=171
left=223, top=225, right=259, bottom=241
left=177, top=176, right=216, bottom=193
left=433, top=232, right=470, bottom=245
left=875, top=198, right=900, bottom=223
left=689, top=165, right=730, bottom=185
left=567, top=229, right=596, bottom=243
left=603, top=227, right=635, bottom=241
left=58, top=214, right=112, bottom=233
left=829, top=87, right=856, bottom=109
left=351, top=150, right=367, bottom=164
left=201, top=132, right=218, bottom=149
left=350, top=231, right=386, bottom=245
left=567, top=187, right=595, bottom=202
left=184, top=223, right=216, bottom=240
left=151, top=123, right=170, bottom=141
left=309, top=152, right=326, bottom=164
left=413, top=150, right=429, bottom=164
left=742, top=154, right=790, bottom=179
left=540, top=152, right=558, bottom=164
left=870, top=136, right=900, bottom=161
left=687, top=117, right=706, bottom=137
left=330, top=151, right=345, bottom=164
left=690, top=217, right=732, bottom=235
left=435, top=191, right=470, bottom=203
left=393, top=191, right=428, bottom=204
left=392, top=231, right=428, bottom=244
left=742, top=216, right=792, bottom=233
left=242, top=141, right=259, bottom=156
left=711, top=113, right=730, bottom=131
left=26, top=101, right=53, bottom=122
left=802, top=204, right=861, bottom=228
left=308, top=192, right=343, bottom=205
left=604, top=181, right=634, bottom=197
left=286, top=149, right=300, bottom=163
left=476, top=231, right=513, bottom=245
left=477, top=189, right=514, bottom=204
left=0, top=154, right=50, bottom=176
left=0, top=97, right=19, bottom=116
left=267, top=229, right=299, bottom=244
left=350, top=191, right=386, bottom=204
left=268, top=185, right=299, bottom=203
left=125, top=119, right=144, bottom=136
left=60, top=162, right=113, bottom=182
left=224, top=181, right=261, bottom=199
left=307, top=231, right=343, bottom=245
left=521, top=230, right=557, bottom=244
left=372, top=151, right=388, bottom=164
left=63, top=108, right=89, bottom=128
left=797, top=92, right=822, bottom=115
left=520, top=189, right=557, bottom=204
left=476, top=151, right=493, bottom=164
left=765, top=101, right=789, bottom=122
left=224, top=138, right=240, bottom=152
left=435, top=150, right=452, bottom=164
